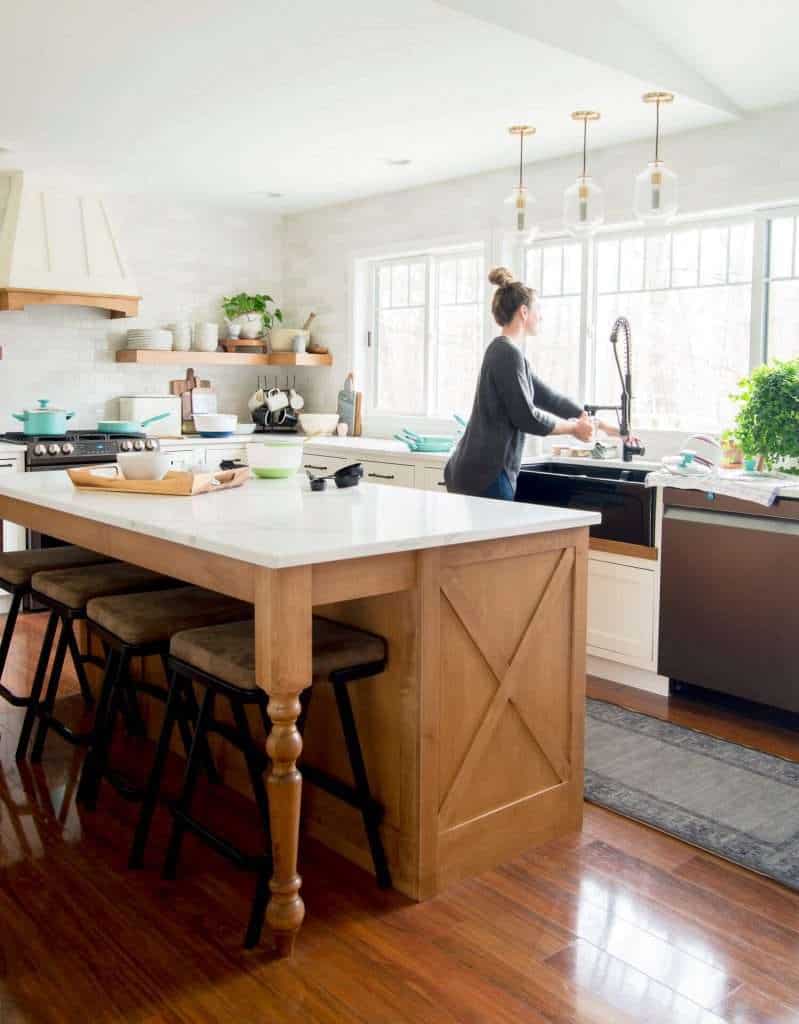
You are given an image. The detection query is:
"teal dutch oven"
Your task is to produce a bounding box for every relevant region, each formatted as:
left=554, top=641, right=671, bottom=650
left=13, top=400, right=76, bottom=436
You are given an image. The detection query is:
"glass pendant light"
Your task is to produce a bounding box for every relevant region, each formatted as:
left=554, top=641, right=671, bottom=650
left=564, top=110, right=604, bottom=236
left=505, top=125, right=536, bottom=239
left=634, top=91, right=678, bottom=224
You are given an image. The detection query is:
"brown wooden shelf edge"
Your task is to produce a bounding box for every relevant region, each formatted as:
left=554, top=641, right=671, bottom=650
left=115, top=349, right=333, bottom=367
left=589, top=538, right=658, bottom=561
left=0, top=288, right=140, bottom=319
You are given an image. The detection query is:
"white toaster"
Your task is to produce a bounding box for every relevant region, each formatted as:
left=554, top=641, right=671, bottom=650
left=118, top=395, right=182, bottom=437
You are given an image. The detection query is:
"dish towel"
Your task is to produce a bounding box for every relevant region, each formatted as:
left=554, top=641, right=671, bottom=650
left=645, top=468, right=798, bottom=507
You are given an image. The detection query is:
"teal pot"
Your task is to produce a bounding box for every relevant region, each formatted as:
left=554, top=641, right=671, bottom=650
left=12, top=400, right=75, bottom=436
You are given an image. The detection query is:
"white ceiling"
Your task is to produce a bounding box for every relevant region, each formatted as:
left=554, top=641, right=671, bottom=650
left=0, top=0, right=796, bottom=211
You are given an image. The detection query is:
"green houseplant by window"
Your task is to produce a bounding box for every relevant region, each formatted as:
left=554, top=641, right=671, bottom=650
left=731, top=358, right=799, bottom=474
left=221, top=293, right=283, bottom=338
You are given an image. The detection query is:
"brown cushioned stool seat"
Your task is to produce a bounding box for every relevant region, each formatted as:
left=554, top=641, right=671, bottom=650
left=0, top=547, right=111, bottom=712
left=157, top=615, right=390, bottom=948
left=0, top=546, right=109, bottom=588
left=170, top=617, right=387, bottom=690
left=88, top=587, right=253, bottom=647
left=33, top=562, right=171, bottom=611
left=17, top=562, right=177, bottom=763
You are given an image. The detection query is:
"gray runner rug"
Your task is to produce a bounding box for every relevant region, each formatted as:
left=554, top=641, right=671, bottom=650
left=585, top=698, right=799, bottom=891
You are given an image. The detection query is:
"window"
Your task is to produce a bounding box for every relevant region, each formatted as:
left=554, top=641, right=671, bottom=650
left=524, top=240, right=583, bottom=399
left=593, top=222, right=754, bottom=432
left=370, top=246, right=485, bottom=417
left=765, top=212, right=799, bottom=362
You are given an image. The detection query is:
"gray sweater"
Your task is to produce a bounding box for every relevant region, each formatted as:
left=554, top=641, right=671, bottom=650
left=445, top=336, right=583, bottom=497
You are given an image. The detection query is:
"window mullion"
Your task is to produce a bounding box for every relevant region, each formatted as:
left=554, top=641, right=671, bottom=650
left=751, top=215, right=768, bottom=367
left=425, top=255, right=435, bottom=417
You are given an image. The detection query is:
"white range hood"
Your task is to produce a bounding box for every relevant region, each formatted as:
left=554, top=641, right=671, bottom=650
left=0, top=171, right=140, bottom=318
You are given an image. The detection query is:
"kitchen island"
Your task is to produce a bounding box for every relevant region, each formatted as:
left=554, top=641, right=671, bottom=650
left=0, top=471, right=598, bottom=956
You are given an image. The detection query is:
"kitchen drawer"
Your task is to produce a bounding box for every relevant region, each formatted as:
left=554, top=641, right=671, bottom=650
left=166, top=447, right=206, bottom=471
left=361, top=460, right=415, bottom=488
left=587, top=558, right=656, bottom=665
left=207, top=444, right=245, bottom=467
left=302, top=454, right=351, bottom=475
left=420, top=465, right=447, bottom=491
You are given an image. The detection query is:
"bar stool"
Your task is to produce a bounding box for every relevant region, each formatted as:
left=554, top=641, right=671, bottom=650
left=147, top=616, right=390, bottom=948
left=0, top=547, right=110, bottom=710
left=76, top=586, right=253, bottom=819
left=16, top=562, right=179, bottom=762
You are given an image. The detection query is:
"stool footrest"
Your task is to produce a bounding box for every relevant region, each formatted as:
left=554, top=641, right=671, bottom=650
left=38, top=714, right=94, bottom=747
left=173, top=809, right=272, bottom=871
left=301, top=763, right=384, bottom=821
left=0, top=682, right=33, bottom=709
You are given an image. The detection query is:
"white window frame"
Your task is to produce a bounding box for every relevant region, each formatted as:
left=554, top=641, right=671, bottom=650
left=364, top=241, right=488, bottom=420
left=758, top=203, right=799, bottom=363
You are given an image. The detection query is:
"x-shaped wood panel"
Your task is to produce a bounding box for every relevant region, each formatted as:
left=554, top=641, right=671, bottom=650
left=438, top=547, right=574, bottom=826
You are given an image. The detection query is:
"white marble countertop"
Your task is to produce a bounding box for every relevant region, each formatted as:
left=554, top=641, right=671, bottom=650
left=0, top=470, right=599, bottom=569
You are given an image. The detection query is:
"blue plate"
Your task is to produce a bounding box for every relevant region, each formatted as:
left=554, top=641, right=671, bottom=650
left=197, top=431, right=234, bottom=438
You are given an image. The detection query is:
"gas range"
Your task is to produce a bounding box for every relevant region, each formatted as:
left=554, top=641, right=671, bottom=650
left=0, top=430, right=160, bottom=470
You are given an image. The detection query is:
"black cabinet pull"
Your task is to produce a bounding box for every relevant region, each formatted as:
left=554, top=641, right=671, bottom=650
left=304, top=464, right=329, bottom=471
left=367, top=472, right=395, bottom=480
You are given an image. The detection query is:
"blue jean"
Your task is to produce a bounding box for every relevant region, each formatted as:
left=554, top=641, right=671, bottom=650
left=483, top=471, right=515, bottom=501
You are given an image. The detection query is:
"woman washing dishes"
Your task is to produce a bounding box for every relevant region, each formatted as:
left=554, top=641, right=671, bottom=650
left=445, top=267, right=618, bottom=500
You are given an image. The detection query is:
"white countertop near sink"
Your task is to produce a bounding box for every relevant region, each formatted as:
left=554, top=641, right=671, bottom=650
left=0, top=470, right=600, bottom=569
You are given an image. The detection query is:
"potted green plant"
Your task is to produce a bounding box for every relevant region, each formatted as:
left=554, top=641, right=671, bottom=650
left=731, top=358, right=799, bottom=474
left=221, top=293, right=283, bottom=340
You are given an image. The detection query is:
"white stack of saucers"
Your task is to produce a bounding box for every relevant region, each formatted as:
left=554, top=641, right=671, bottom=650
left=126, top=328, right=173, bottom=351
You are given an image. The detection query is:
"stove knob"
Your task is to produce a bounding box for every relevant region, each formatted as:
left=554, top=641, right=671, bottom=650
left=144, top=439, right=157, bottom=451
left=62, top=442, right=74, bottom=455
left=133, top=439, right=145, bottom=451
left=33, top=443, right=46, bottom=456
left=47, top=443, right=60, bottom=456
left=120, top=440, right=133, bottom=452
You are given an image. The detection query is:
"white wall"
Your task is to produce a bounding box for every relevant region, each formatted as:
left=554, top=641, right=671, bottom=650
left=0, top=196, right=282, bottom=430
left=282, top=102, right=799, bottom=449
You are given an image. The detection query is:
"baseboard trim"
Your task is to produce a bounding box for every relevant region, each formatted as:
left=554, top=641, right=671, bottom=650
left=587, top=654, right=669, bottom=695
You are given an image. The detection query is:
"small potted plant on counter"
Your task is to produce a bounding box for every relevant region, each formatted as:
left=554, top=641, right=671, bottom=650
left=731, top=358, right=799, bottom=474
left=720, top=429, right=744, bottom=470
left=221, top=293, right=283, bottom=344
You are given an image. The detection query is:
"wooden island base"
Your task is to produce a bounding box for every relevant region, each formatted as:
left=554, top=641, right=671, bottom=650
left=131, top=526, right=588, bottom=902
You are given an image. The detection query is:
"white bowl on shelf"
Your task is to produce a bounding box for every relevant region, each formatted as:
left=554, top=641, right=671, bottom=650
left=193, top=413, right=238, bottom=437
left=117, top=452, right=172, bottom=481
left=246, top=437, right=304, bottom=478
left=298, top=412, right=339, bottom=436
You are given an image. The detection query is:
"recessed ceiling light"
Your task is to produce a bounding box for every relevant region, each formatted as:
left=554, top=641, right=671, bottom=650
left=249, top=190, right=284, bottom=198
left=386, top=158, right=412, bottom=167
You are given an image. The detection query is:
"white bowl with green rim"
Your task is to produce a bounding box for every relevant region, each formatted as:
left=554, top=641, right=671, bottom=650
left=246, top=437, right=304, bottom=478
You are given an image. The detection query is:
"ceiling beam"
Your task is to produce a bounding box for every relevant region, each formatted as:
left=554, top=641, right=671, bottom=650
left=435, top=0, right=741, bottom=115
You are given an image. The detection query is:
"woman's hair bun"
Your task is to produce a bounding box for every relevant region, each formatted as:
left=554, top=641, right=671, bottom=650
left=488, top=266, right=515, bottom=288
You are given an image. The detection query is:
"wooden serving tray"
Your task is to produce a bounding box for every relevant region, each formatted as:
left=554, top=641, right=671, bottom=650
left=67, top=466, right=251, bottom=496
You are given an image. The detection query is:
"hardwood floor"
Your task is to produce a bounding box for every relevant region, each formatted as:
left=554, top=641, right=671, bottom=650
left=0, top=614, right=796, bottom=1023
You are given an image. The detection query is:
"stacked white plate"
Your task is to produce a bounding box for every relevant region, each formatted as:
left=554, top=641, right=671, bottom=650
left=126, top=328, right=173, bottom=351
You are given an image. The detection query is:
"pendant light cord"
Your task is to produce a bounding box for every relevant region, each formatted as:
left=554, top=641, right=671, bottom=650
left=655, top=99, right=661, bottom=163
left=582, top=119, right=588, bottom=178
left=519, top=132, right=524, bottom=190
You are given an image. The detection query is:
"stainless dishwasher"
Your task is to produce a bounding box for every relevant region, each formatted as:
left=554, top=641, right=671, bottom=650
left=659, top=487, right=799, bottom=713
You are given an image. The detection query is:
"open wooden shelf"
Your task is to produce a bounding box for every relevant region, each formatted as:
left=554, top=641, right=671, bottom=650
left=115, top=349, right=332, bottom=367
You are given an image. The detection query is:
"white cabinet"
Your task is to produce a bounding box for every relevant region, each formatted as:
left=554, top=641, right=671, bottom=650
left=418, top=465, right=447, bottom=491
left=302, top=454, right=351, bottom=476
left=206, top=444, right=245, bottom=468
left=164, top=447, right=206, bottom=471
left=0, top=455, right=25, bottom=554
left=361, top=460, right=415, bottom=488
left=587, top=556, right=657, bottom=667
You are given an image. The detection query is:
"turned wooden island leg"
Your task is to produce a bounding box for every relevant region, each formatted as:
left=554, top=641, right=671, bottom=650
left=254, top=565, right=312, bottom=957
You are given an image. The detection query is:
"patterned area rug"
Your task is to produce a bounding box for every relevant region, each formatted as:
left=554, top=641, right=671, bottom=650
left=585, top=698, right=799, bottom=891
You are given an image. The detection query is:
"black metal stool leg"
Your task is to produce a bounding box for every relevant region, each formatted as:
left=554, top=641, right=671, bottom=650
left=30, top=622, right=70, bottom=762
left=230, top=697, right=272, bottom=948
left=0, top=591, right=23, bottom=702
left=77, top=649, right=124, bottom=809
left=163, top=688, right=214, bottom=881
left=180, top=677, right=221, bottom=785
left=333, top=680, right=392, bottom=889
left=64, top=621, right=95, bottom=708
left=15, top=611, right=59, bottom=761
left=129, top=669, right=185, bottom=869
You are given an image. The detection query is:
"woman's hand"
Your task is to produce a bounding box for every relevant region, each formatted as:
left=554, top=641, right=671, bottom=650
left=570, top=412, right=594, bottom=443
left=597, top=419, right=621, bottom=438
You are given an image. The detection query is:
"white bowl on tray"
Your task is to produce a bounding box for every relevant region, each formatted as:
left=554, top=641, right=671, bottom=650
left=193, top=413, right=238, bottom=437
left=298, top=412, right=339, bottom=436
left=117, top=452, right=172, bottom=481
left=246, top=437, right=304, bottom=478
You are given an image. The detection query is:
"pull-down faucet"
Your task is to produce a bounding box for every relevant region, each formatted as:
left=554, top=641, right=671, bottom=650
left=585, top=317, right=645, bottom=462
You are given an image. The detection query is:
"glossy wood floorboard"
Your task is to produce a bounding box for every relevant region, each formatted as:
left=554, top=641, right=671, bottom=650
left=0, top=615, right=795, bottom=1022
